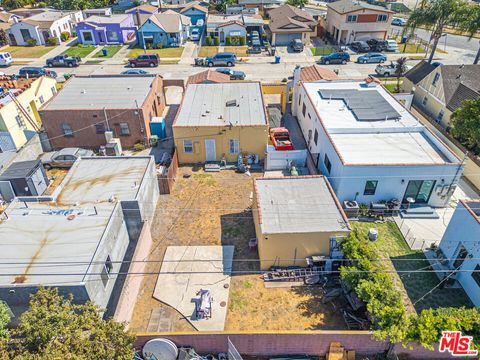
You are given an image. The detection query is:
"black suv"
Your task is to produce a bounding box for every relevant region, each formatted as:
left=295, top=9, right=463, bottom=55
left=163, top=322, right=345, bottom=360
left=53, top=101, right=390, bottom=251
left=367, top=39, right=388, bottom=52
left=350, top=41, right=370, bottom=53
left=18, top=67, right=57, bottom=78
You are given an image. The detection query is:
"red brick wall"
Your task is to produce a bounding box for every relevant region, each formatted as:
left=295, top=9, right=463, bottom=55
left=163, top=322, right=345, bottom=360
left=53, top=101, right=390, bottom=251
left=40, top=76, right=165, bottom=150
left=357, top=14, right=379, bottom=23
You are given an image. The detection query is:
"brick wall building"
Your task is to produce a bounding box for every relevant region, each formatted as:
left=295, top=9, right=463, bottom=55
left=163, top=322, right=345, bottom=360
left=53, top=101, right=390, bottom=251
left=39, top=75, right=165, bottom=149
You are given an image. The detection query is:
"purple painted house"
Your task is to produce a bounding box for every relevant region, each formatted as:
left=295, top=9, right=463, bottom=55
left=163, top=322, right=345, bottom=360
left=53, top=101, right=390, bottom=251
left=76, top=14, right=136, bottom=45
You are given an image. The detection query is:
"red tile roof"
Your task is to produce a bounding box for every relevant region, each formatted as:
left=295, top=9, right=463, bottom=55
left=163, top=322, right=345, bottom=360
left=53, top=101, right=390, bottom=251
left=300, top=65, right=339, bottom=82
left=187, top=70, right=231, bottom=85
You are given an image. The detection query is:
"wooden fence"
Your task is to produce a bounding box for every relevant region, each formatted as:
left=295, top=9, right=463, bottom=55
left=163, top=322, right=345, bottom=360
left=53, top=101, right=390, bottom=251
left=158, top=149, right=178, bottom=195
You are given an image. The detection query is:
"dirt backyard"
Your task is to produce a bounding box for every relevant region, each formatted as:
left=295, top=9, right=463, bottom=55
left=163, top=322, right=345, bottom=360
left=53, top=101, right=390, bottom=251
left=128, top=167, right=345, bottom=332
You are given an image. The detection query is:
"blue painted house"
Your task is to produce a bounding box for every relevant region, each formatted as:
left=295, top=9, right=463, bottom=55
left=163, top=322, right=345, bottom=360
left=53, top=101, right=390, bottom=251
left=137, top=11, right=190, bottom=48
left=179, top=2, right=208, bottom=26
left=126, top=4, right=160, bottom=25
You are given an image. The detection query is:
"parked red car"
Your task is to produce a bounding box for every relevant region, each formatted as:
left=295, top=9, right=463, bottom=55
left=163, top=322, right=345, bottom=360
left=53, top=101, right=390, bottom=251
left=128, top=54, right=159, bottom=68
left=269, top=127, right=294, bottom=151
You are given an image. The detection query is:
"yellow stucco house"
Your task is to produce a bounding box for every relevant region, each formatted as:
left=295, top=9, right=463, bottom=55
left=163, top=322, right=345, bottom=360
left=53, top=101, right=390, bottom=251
left=252, top=176, right=351, bottom=270
left=0, top=76, right=57, bottom=152
left=173, top=82, right=269, bottom=164
left=403, top=62, right=480, bottom=128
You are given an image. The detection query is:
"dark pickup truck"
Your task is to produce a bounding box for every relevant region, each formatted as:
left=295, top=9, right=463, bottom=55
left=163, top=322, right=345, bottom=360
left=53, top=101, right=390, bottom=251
left=46, top=54, right=81, bottom=67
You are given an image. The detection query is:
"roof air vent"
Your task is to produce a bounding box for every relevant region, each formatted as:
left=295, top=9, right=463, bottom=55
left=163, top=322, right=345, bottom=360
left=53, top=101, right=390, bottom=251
left=226, top=99, right=237, bottom=107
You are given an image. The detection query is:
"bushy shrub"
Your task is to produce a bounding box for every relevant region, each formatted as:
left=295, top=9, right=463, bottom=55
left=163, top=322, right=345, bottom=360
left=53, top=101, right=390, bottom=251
left=205, top=36, right=212, bottom=46
left=37, top=1, right=47, bottom=7
left=225, top=36, right=231, bottom=46
left=26, top=38, right=37, bottom=47
left=47, top=37, right=58, bottom=46
left=60, top=31, right=70, bottom=41
left=239, top=36, right=246, bottom=45
left=214, top=36, right=219, bottom=46
left=133, top=142, right=145, bottom=151
left=155, top=43, right=163, bottom=49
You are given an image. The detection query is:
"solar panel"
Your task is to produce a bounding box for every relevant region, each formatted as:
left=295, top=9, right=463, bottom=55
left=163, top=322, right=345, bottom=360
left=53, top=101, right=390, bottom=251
left=318, top=89, right=401, bottom=121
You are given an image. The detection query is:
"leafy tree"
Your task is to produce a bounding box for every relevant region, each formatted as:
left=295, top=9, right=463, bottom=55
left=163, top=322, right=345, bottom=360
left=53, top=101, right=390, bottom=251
left=285, top=0, right=308, bottom=8
left=0, top=30, right=8, bottom=47
left=405, top=0, right=477, bottom=63
left=9, top=288, right=135, bottom=359
left=0, top=303, right=10, bottom=340
left=450, top=98, right=480, bottom=155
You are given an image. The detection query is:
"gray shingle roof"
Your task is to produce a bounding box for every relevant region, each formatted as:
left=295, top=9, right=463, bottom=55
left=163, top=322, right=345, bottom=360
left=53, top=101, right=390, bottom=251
left=446, top=83, right=480, bottom=112
left=404, top=60, right=435, bottom=85
left=440, top=64, right=480, bottom=108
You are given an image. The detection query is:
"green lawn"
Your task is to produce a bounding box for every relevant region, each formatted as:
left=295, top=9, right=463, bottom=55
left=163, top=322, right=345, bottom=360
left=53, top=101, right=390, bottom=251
left=384, top=83, right=399, bottom=93
left=93, top=45, right=123, bottom=58
left=311, top=46, right=336, bottom=56
left=62, top=45, right=96, bottom=58
left=352, top=221, right=473, bottom=313
left=126, top=47, right=184, bottom=58
left=198, top=46, right=218, bottom=57
left=6, top=46, right=55, bottom=58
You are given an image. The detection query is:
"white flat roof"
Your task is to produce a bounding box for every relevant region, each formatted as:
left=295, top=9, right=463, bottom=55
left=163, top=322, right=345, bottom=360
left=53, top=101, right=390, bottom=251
left=302, top=80, right=460, bottom=165
left=174, top=82, right=267, bottom=127
left=255, top=176, right=349, bottom=234
left=0, top=156, right=153, bottom=286
left=302, top=81, right=420, bottom=130
left=330, top=131, right=450, bottom=165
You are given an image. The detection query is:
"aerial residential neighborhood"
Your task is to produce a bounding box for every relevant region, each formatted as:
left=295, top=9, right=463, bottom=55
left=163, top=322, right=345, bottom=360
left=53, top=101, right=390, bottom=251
left=0, top=0, right=479, bottom=358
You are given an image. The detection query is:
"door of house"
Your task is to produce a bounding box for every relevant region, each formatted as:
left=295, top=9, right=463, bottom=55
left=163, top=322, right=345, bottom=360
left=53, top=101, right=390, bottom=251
left=402, top=180, right=436, bottom=204
left=205, top=139, right=216, bottom=162
left=8, top=33, right=17, bottom=45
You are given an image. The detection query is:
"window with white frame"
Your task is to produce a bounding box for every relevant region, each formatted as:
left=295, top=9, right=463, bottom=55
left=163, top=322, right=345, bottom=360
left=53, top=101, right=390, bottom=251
left=432, top=73, right=440, bottom=86
left=377, top=14, right=388, bottom=22
left=61, top=123, right=73, bottom=137
left=39, top=95, right=44, bottom=104
left=314, top=128, right=319, bottom=146
left=183, top=139, right=193, bottom=153
left=51, top=86, right=56, bottom=96
left=119, top=122, right=130, bottom=135
left=229, top=139, right=239, bottom=154
left=347, top=15, right=357, bottom=22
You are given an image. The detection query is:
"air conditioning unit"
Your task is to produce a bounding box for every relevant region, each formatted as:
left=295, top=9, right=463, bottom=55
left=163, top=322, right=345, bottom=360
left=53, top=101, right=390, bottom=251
left=343, top=200, right=360, bottom=218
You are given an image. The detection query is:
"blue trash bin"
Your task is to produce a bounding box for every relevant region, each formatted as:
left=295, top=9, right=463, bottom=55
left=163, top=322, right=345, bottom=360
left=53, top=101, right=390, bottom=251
left=275, top=55, right=281, bottom=64
left=401, top=36, right=408, bottom=44
left=102, top=48, right=108, bottom=56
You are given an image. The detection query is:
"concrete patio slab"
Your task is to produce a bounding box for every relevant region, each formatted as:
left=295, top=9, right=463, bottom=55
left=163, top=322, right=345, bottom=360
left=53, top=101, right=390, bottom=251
left=153, top=245, right=234, bottom=331
left=396, top=177, right=479, bottom=250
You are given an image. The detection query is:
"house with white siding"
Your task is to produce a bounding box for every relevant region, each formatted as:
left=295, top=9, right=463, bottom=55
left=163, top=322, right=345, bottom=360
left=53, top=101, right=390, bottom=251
left=8, top=9, right=83, bottom=46
left=438, top=200, right=480, bottom=307
left=292, top=71, right=464, bottom=208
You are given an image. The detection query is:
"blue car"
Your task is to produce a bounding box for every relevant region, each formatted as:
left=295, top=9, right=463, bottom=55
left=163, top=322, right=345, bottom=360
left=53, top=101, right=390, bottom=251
left=357, top=53, right=387, bottom=64
left=318, top=52, right=350, bottom=65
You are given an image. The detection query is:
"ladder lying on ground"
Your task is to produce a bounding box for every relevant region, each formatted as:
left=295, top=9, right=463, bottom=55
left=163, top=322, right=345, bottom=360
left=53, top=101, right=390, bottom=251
left=263, top=266, right=325, bottom=282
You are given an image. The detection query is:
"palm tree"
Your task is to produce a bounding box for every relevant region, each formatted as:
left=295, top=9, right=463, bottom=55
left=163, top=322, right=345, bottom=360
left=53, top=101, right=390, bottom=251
left=395, top=57, right=408, bottom=92
left=405, top=0, right=472, bottom=63
left=460, top=4, right=480, bottom=64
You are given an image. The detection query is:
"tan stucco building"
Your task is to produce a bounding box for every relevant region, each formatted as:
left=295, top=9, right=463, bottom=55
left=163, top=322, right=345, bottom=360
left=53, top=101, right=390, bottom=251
left=326, top=0, right=393, bottom=44
left=404, top=62, right=480, bottom=128
left=173, top=82, right=269, bottom=164
left=0, top=76, right=57, bottom=152
left=252, top=176, right=351, bottom=270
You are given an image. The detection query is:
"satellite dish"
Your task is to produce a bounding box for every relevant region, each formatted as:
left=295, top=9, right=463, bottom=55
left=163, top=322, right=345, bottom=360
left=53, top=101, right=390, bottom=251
left=142, top=338, right=179, bottom=360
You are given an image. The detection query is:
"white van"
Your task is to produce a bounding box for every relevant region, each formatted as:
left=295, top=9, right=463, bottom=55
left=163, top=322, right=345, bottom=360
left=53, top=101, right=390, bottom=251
left=385, top=39, right=398, bottom=52
left=0, top=52, right=12, bottom=66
